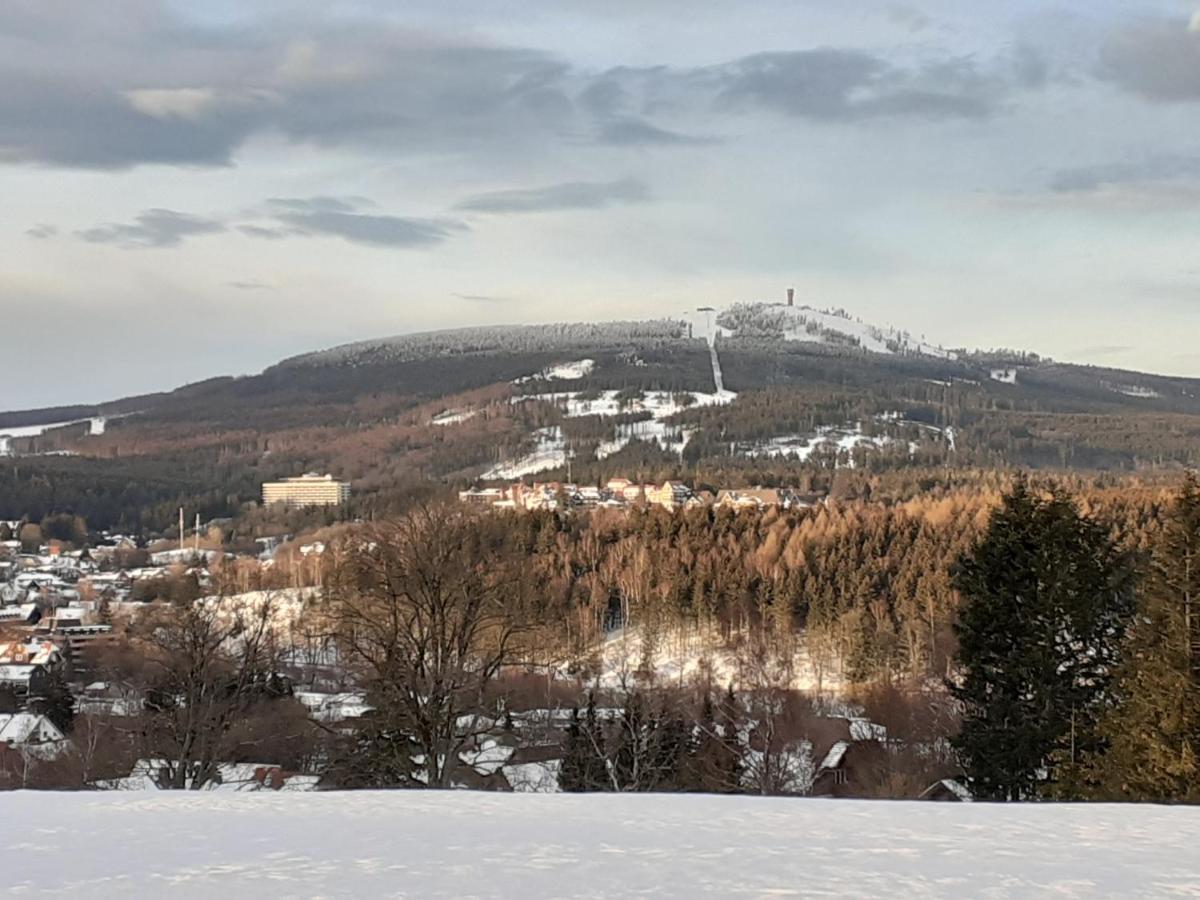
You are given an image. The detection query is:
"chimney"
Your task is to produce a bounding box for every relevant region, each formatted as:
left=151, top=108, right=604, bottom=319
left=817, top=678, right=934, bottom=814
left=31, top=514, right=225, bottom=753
left=786, top=287, right=794, bottom=307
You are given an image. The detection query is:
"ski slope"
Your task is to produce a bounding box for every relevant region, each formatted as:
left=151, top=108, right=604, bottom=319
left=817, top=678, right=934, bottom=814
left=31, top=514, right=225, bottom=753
left=2, top=792, right=1197, bottom=898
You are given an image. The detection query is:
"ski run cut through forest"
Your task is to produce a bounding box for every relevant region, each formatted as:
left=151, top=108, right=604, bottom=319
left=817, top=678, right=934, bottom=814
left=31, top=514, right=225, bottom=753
left=2, top=791, right=1198, bottom=898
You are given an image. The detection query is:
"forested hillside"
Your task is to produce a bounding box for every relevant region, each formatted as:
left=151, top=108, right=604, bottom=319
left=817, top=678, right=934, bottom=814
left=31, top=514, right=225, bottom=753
left=2, top=312, right=1200, bottom=533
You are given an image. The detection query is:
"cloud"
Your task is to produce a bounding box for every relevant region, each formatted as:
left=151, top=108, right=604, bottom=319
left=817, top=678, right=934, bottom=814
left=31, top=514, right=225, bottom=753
left=884, top=5, right=932, bottom=33
left=77, top=197, right=461, bottom=250
left=1098, top=18, right=1200, bottom=102
left=1050, top=155, right=1200, bottom=192
left=76, top=209, right=225, bottom=248
left=247, top=196, right=464, bottom=247
left=454, top=292, right=514, bottom=303
left=0, top=5, right=575, bottom=169
left=0, top=4, right=1046, bottom=170
left=125, top=87, right=220, bottom=121
left=236, top=224, right=300, bottom=240
left=269, top=211, right=462, bottom=247
left=712, top=49, right=1004, bottom=121
left=25, top=223, right=57, bottom=239
left=264, top=196, right=376, bottom=214
left=456, top=177, right=649, bottom=213
left=983, top=154, right=1200, bottom=211
left=594, top=117, right=713, bottom=146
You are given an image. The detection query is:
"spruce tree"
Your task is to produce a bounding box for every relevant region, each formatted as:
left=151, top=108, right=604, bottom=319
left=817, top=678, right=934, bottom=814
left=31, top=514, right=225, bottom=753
left=558, top=707, right=587, bottom=792
left=950, top=476, right=1134, bottom=800
left=1086, top=474, right=1200, bottom=801
left=582, top=692, right=610, bottom=790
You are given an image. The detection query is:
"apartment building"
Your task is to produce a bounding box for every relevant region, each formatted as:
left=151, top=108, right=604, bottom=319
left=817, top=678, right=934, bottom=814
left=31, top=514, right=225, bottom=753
left=262, top=473, right=350, bottom=508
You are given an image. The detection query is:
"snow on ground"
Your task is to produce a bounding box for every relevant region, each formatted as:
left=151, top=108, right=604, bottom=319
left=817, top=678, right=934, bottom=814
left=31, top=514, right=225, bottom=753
left=740, top=423, right=895, bottom=463
left=489, top=390, right=735, bottom=478
left=431, top=408, right=478, bottom=426
left=581, top=625, right=846, bottom=695
left=719, top=303, right=957, bottom=361
left=515, top=359, right=596, bottom=383
left=0, top=416, right=106, bottom=455
left=482, top=427, right=567, bottom=480
left=990, top=367, right=1018, bottom=385
left=3, top=791, right=1198, bottom=898
left=1111, top=384, right=1162, bottom=399
left=791, top=307, right=957, bottom=360
left=738, top=413, right=951, bottom=466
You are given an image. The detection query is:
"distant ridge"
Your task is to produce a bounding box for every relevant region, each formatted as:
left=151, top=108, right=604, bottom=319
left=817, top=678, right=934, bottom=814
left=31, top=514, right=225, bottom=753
left=276, top=320, right=690, bottom=370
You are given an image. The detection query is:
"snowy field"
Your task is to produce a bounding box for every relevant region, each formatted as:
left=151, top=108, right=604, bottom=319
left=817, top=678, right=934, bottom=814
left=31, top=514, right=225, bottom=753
left=3, top=792, right=1199, bottom=898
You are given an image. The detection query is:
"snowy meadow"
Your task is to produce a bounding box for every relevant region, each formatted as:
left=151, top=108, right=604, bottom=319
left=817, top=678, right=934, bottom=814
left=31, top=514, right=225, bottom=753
left=3, top=792, right=1198, bottom=898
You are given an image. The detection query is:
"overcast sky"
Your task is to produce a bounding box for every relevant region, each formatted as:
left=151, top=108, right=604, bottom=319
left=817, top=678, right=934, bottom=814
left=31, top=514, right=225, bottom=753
left=4, top=0, right=1200, bottom=409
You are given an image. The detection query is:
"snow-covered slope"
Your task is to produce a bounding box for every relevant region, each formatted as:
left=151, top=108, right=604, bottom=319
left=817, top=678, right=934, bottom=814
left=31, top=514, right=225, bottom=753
left=718, top=303, right=957, bottom=360
left=483, top=388, right=735, bottom=479
left=0, top=416, right=106, bottom=455
left=3, top=792, right=1198, bottom=898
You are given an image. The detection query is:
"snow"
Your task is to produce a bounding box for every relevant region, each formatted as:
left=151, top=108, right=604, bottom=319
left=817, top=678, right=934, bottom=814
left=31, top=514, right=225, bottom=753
left=819, top=740, right=850, bottom=771
left=482, top=426, right=568, bottom=480
left=488, top=389, right=736, bottom=479
left=3, top=792, right=1198, bottom=898
left=580, top=624, right=846, bottom=695
left=431, top=408, right=478, bottom=426
left=990, top=367, right=1018, bottom=385
left=294, top=691, right=371, bottom=722
left=515, top=359, right=596, bottom=383
left=504, top=759, right=562, bottom=793
left=0, top=416, right=106, bottom=455
left=1113, top=384, right=1161, bottom=399
left=0, top=712, right=65, bottom=748
left=719, top=303, right=958, bottom=361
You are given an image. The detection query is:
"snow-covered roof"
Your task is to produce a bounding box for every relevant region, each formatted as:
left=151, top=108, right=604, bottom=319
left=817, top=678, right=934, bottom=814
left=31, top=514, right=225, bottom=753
left=920, top=778, right=973, bottom=802
left=0, top=640, right=60, bottom=666
left=0, top=712, right=65, bottom=746
left=0, top=664, right=39, bottom=684
left=819, top=740, right=850, bottom=771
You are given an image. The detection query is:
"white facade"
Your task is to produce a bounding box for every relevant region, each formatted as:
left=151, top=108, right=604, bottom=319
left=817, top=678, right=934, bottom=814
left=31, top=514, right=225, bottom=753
left=262, top=473, right=350, bottom=508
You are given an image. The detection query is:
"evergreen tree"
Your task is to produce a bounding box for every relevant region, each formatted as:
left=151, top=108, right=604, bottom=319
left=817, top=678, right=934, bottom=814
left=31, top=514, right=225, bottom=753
left=581, top=692, right=611, bottom=790
left=31, top=668, right=75, bottom=735
left=1086, top=474, right=1200, bottom=801
left=950, top=476, right=1134, bottom=800
left=558, top=707, right=588, bottom=792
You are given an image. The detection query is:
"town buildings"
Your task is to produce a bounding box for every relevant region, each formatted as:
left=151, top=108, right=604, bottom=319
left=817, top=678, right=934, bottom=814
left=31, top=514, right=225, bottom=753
left=460, top=479, right=822, bottom=513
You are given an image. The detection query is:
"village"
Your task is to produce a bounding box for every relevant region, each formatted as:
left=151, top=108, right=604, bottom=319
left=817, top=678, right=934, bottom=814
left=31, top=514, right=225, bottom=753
left=459, top=478, right=825, bottom=513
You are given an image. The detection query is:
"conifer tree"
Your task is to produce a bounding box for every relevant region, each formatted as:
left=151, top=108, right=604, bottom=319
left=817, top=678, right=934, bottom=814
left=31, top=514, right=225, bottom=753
left=1086, top=474, right=1200, bottom=801
left=950, top=476, right=1134, bottom=800
left=558, top=707, right=588, bottom=792
left=582, top=692, right=610, bottom=790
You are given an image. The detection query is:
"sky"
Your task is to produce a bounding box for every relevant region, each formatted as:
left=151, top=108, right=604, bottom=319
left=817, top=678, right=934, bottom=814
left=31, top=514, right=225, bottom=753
left=3, top=0, right=1200, bottom=409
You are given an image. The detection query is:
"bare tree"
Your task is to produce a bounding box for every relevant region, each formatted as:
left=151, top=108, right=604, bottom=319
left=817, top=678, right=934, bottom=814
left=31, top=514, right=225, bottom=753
left=108, top=594, right=292, bottom=789
left=325, top=505, right=531, bottom=788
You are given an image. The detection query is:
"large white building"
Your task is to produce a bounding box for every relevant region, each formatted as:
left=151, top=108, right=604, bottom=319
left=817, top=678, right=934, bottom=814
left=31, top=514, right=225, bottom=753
left=262, top=473, right=350, bottom=508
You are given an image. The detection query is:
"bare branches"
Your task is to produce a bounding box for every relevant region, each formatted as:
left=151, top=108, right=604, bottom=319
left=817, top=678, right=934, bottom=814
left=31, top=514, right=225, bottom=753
left=324, top=504, right=531, bottom=788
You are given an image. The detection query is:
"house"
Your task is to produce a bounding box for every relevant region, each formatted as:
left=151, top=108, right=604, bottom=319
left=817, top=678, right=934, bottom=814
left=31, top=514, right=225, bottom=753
left=0, top=712, right=67, bottom=758
left=0, top=663, right=49, bottom=709
left=919, top=778, right=972, bottom=802
left=0, top=639, right=64, bottom=669
left=715, top=488, right=785, bottom=510
left=809, top=737, right=891, bottom=797
left=646, top=481, right=694, bottom=511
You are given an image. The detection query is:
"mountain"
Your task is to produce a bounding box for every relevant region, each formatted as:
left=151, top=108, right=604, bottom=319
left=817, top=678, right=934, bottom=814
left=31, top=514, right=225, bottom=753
left=2, top=303, right=1199, bottom=532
